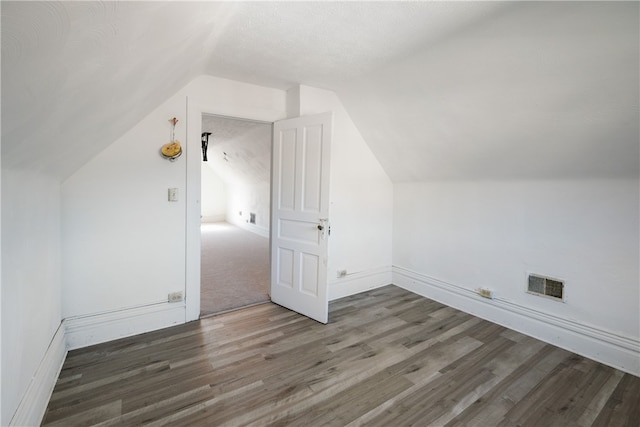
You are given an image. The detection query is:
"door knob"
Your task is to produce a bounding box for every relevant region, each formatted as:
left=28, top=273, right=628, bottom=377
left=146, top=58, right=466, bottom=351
left=317, top=224, right=324, bottom=231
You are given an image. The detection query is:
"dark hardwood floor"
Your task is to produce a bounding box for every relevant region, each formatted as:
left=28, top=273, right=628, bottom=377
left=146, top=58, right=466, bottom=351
left=43, top=285, right=640, bottom=426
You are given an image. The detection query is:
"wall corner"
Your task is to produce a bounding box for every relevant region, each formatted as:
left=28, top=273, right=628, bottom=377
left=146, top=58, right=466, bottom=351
left=286, top=85, right=301, bottom=118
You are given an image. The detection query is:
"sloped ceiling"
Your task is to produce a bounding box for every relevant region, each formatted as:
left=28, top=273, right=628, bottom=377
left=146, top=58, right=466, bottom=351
left=338, top=2, right=640, bottom=181
left=201, top=115, right=271, bottom=188
left=2, top=1, right=638, bottom=181
left=2, top=1, right=227, bottom=178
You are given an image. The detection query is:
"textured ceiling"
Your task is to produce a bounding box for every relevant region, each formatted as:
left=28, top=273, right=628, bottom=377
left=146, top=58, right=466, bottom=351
left=201, top=115, right=271, bottom=187
left=202, top=1, right=507, bottom=90
left=338, top=1, right=640, bottom=181
left=2, top=1, right=226, bottom=178
left=2, top=1, right=638, bottom=181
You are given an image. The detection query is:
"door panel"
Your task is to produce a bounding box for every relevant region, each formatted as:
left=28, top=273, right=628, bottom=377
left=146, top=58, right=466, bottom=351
left=278, top=130, right=297, bottom=211
left=302, top=125, right=323, bottom=213
left=271, top=112, right=332, bottom=324
left=276, top=248, right=294, bottom=289
left=301, top=253, right=320, bottom=296
left=279, top=219, right=319, bottom=245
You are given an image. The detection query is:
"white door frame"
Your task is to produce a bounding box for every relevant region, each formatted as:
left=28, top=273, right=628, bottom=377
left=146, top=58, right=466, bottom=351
left=185, top=101, right=278, bottom=322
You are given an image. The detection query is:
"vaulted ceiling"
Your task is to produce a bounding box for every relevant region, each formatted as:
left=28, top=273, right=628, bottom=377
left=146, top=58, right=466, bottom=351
left=2, top=1, right=638, bottom=181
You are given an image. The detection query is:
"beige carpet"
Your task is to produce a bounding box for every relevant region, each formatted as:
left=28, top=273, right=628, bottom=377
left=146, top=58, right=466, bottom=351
left=200, top=222, right=270, bottom=316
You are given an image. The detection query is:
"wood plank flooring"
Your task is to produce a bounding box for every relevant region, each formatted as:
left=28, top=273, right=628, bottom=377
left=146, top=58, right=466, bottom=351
left=43, top=285, right=640, bottom=426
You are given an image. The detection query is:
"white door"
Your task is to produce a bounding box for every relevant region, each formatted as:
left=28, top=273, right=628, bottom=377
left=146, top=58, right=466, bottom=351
left=271, top=112, right=332, bottom=323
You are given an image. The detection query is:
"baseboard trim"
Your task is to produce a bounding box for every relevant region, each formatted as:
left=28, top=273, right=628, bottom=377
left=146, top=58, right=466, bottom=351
left=9, top=322, right=67, bottom=427
left=65, top=302, right=186, bottom=350
left=201, top=215, right=226, bottom=223
left=392, top=266, right=640, bottom=376
left=229, top=220, right=269, bottom=238
left=329, top=266, right=392, bottom=301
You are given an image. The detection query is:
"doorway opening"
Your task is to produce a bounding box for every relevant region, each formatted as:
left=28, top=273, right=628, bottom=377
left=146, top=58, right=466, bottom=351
left=200, top=114, right=273, bottom=317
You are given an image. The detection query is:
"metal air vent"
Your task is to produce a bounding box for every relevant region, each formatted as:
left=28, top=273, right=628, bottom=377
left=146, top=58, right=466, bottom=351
left=528, top=274, right=564, bottom=301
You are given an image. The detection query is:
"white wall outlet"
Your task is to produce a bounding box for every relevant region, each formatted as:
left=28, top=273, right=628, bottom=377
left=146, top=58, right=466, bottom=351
left=337, top=270, right=347, bottom=278
left=168, top=291, right=183, bottom=303
left=477, top=288, right=494, bottom=299
left=168, top=188, right=178, bottom=202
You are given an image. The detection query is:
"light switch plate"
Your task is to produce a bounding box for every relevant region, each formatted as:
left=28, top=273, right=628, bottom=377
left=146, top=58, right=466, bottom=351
left=168, top=188, right=178, bottom=202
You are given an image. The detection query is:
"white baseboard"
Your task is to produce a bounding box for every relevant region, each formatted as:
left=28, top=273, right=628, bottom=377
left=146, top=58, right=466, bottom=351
left=10, top=322, right=67, bottom=427
left=65, top=302, right=186, bottom=350
left=201, top=214, right=226, bottom=223
left=392, top=266, right=640, bottom=376
left=227, top=218, right=270, bottom=239
left=329, top=266, right=392, bottom=301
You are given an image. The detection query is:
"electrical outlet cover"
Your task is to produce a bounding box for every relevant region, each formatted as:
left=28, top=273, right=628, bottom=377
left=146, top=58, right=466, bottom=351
left=168, top=291, right=183, bottom=302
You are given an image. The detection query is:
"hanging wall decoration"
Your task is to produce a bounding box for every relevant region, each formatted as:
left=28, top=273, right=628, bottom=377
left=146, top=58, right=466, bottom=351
left=160, top=117, right=182, bottom=161
left=201, top=132, right=211, bottom=161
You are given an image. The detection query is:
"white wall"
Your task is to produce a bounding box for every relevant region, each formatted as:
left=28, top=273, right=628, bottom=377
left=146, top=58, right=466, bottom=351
left=63, top=75, right=287, bottom=330
left=62, top=96, right=188, bottom=318
left=62, top=76, right=391, bottom=337
left=200, top=115, right=273, bottom=234
left=201, top=165, right=227, bottom=223
left=225, top=182, right=271, bottom=237
left=296, top=85, right=394, bottom=299
left=202, top=156, right=271, bottom=237
left=393, top=179, right=640, bottom=373
left=1, top=169, right=62, bottom=426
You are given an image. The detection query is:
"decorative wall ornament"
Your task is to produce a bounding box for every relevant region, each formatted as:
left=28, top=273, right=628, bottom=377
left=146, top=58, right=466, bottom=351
left=160, top=117, right=182, bottom=161
left=201, top=132, right=211, bottom=161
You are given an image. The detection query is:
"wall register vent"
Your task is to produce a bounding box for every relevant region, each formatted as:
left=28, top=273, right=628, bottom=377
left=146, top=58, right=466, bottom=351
left=528, top=274, right=564, bottom=301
